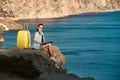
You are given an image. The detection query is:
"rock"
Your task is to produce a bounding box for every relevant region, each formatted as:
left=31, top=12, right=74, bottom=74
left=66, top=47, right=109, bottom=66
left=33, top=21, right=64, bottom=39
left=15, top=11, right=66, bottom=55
left=0, top=46, right=66, bottom=69
left=0, top=24, right=8, bottom=31
left=40, top=73, right=95, bottom=80
left=0, top=36, right=4, bottom=45
left=0, top=46, right=95, bottom=80
left=0, top=36, right=4, bottom=41
left=0, top=73, right=22, bottom=80
left=0, top=18, right=23, bottom=31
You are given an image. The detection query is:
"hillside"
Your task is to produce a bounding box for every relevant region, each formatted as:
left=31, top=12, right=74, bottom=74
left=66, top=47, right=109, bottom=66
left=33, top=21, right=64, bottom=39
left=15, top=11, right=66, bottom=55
left=0, top=0, right=120, bottom=19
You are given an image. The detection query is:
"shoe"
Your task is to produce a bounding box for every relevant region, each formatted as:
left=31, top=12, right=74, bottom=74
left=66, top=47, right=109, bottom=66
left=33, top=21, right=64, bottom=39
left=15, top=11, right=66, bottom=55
left=50, top=57, right=56, bottom=62
left=55, top=64, right=59, bottom=68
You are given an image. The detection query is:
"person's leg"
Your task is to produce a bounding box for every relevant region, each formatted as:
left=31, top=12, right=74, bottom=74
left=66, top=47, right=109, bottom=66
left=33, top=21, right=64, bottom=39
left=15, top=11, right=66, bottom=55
left=42, top=43, right=57, bottom=61
left=42, top=43, right=53, bottom=57
left=42, top=43, right=59, bottom=68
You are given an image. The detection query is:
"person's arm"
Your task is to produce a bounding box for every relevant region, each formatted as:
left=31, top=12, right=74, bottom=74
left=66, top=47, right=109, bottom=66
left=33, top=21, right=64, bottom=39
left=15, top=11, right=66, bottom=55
left=34, top=32, right=42, bottom=44
left=34, top=40, right=41, bottom=44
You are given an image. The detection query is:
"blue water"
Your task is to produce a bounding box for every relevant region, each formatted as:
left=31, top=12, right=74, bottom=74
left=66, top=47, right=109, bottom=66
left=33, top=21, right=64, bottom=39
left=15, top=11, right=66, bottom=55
left=0, top=11, right=120, bottom=80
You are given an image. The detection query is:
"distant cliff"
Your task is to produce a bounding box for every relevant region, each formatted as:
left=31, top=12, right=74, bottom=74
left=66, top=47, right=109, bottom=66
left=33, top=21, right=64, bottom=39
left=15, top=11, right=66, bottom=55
left=0, top=0, right=120, bottom=19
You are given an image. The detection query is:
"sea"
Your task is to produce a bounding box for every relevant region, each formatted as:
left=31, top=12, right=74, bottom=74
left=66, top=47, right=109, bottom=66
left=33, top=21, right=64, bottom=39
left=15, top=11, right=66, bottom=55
left=0, top=11, right=120, bottom=80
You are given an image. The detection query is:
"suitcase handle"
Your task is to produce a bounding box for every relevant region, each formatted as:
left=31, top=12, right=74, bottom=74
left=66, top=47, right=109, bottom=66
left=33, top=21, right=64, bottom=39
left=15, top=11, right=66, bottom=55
left=23, top=23, right=30, bottom=48
left=23, top=23, right=29, bottom=30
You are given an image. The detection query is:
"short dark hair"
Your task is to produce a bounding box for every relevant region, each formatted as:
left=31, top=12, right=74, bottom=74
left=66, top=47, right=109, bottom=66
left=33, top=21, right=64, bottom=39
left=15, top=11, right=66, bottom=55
left=38, top=24, right=43, bottom=27
left=37, top=24, right=44, bottom=31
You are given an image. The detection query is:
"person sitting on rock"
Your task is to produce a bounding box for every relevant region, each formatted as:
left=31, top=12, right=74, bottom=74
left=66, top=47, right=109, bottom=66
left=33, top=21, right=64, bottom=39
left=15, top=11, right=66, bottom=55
left=33, top=24, right=58, bottom=64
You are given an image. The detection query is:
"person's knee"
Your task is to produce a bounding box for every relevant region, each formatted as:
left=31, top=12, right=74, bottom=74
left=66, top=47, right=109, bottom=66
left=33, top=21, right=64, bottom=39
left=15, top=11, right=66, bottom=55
left=48, top=43, right=52, bottom=46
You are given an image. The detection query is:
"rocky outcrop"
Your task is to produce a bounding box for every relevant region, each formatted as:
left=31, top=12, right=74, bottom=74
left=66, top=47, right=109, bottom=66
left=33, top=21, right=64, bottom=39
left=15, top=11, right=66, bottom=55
left=0, top=46, right=95, bottom=80
left=0, top=36, right=4, bottom=45
left=0, top=0, right=120, bottom=19
left=0, top=46, right=66, bottom=68
left=0, top=18, right=23, bottom=31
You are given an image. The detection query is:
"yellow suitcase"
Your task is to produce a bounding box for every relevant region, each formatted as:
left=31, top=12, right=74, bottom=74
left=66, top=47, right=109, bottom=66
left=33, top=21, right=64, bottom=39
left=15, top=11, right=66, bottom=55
left=17, top=30, right=31, bottom=48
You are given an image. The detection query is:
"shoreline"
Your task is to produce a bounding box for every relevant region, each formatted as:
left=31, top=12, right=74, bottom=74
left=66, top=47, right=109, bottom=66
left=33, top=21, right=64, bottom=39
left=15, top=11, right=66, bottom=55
left=2, top=10, right=120, bottom=21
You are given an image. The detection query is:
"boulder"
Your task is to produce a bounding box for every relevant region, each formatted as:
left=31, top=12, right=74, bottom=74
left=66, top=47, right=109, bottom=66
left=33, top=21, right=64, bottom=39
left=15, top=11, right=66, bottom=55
left=0, top=35, right=4, bottom=41
left=0, top=36, right=4, bottom=45
left=0, top=18, right=23, bottom=31
left=0, top=46, right=95, bottom=80
left=0, top=46, right=66, bottom=68
left=0, top=24, right=8, bottom=31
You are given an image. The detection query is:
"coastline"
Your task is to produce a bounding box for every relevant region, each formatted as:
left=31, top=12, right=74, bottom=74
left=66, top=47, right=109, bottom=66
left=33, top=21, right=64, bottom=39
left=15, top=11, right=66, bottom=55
left=13, top=10, right=120, bottom=21
left=0, top=0, right=120, bottom=21
left=0, top=11, right=120, bottom=80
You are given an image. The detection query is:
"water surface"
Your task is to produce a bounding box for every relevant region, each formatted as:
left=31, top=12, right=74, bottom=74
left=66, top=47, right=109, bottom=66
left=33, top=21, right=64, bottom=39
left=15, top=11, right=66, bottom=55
left=1, top=11, right=120, bottom=80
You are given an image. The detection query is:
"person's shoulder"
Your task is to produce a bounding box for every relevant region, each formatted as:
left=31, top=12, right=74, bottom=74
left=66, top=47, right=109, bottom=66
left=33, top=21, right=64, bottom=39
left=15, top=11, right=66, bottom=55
left=34, top=32, right=39, bottom=36
left=35, top=32, right=39, bottom=34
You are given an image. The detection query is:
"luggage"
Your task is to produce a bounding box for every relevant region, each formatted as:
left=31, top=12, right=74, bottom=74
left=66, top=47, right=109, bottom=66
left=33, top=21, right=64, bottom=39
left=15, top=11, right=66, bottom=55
left=17, top=30, right=31, bottom=48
